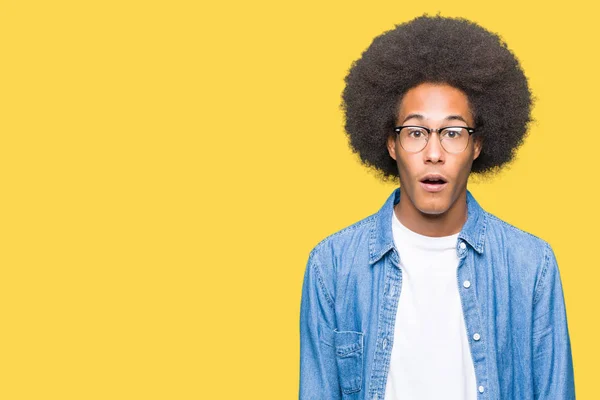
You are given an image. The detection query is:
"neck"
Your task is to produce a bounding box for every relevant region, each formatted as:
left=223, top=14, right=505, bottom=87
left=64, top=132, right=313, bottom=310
left=394, top=189, right=468, bottom=237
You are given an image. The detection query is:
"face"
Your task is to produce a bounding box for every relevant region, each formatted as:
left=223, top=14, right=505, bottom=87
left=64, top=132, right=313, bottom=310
left=386, top=82, right=482, bottom=216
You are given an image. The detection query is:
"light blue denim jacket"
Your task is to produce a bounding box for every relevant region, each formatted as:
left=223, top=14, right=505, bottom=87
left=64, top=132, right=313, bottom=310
left=299, top=188, right=575, bottom=399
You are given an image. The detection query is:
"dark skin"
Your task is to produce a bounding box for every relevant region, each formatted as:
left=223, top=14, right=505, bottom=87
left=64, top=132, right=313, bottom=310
left=386, top=83, right=483, bottom=237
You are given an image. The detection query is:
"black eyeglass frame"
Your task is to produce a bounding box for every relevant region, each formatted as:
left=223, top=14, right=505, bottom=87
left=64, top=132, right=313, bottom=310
left=393, top=125, right=477, bottom=153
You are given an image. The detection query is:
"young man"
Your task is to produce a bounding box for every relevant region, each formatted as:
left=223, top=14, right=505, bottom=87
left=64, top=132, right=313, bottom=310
left=299, top=16, right=575, bottom=400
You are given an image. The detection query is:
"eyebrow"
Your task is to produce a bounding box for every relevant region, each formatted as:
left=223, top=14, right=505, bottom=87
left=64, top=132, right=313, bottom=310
left=401, top=113, right=469, bottom=124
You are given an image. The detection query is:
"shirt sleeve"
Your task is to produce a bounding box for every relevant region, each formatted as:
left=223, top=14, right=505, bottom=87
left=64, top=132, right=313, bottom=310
left=532, top=243, right=576, bottom=399
left=299, top=252, right=341, bottom=399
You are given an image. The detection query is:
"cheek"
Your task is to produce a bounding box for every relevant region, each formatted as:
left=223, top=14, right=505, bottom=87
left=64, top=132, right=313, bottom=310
left=453, top=155, right=476, bottom=180
left=396, top=155, right=417, bottom=179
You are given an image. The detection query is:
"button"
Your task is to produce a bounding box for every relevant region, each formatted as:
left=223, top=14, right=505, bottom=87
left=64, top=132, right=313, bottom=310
left=478, top=385, right=485, bottom=393
left=459, top=242, right=466, bottom=250
left=383, top=338, right=388, bottom=350
left=473, top=333, right=481, bottom=341
left=463, top=280, right=471, bottom=288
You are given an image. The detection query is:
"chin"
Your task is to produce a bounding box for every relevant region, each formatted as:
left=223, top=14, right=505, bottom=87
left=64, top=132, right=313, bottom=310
left=417, top=204, right=450, bottom=216
left=415, top=195, right=451, bottom=216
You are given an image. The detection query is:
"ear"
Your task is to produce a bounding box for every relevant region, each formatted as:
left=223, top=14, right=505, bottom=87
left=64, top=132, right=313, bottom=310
left=387, top=134, right=398, bottom=161
left=473, top=135, right=483, bottom=160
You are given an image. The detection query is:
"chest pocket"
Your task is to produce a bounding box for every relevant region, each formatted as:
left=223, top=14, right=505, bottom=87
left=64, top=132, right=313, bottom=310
left=334, top=330, right=364, bottom=395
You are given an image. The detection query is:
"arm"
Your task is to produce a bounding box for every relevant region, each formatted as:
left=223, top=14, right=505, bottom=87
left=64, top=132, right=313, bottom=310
left=299, top=253, right=341, bottom=399
left=532, top=243, right=576, bottom=399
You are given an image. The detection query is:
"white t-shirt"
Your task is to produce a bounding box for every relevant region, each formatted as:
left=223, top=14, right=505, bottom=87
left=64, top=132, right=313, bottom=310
left=384, top=210, right=477, bottom=400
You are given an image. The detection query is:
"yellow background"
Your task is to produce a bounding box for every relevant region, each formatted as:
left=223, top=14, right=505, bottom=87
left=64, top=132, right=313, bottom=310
left=0, top=0, right=597, bottom=398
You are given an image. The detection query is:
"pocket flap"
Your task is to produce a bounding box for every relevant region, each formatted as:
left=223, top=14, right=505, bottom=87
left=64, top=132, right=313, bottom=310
left=334, top=330, right=364, bottom=357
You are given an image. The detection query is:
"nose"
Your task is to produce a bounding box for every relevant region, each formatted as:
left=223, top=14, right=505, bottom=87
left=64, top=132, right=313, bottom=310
left=423, top=131, right=444, bottom=163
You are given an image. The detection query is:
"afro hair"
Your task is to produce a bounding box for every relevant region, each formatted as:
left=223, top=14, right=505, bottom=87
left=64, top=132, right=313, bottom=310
left=341, top=15, right=533, bottom=180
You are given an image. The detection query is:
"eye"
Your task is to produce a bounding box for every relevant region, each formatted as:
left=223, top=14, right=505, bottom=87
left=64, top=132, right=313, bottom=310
left=406, top=127, right=427, bottom=138
left=442, top=128, right=464, bottom=139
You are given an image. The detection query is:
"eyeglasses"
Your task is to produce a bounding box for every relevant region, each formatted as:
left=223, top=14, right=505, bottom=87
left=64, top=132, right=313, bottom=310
left=393, top=125, right=476, bottom=154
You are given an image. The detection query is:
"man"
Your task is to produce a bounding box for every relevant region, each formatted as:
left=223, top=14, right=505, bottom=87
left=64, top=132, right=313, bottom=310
left=299, top=15, right=575, bottom=400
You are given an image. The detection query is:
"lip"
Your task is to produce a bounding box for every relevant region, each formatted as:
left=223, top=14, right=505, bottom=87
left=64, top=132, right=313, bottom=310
left=419, top=173, right=449, bottom=193
left=420, top=173, right=447, bottom=183
left=420, top=181, right=448, bottom=192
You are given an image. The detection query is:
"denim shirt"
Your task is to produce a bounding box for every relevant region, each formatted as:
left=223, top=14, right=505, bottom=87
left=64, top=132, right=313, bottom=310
left=299, top=188, right=575, bottom=399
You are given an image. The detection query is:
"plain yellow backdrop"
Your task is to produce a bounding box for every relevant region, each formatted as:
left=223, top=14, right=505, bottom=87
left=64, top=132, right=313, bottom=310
left=1, top=0, right=597, bottom=398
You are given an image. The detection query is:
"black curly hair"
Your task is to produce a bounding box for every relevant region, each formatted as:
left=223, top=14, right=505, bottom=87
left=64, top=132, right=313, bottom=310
left=341, top=15, right=533, bottom=180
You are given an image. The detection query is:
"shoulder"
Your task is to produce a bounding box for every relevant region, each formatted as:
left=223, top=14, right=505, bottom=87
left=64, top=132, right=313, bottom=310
left=484, top=211, right=565, bottom=306
left=484, top=211, right=550, bottom=250
left=308, top=212, right=377, bottom=267
left=483, top=211, right=556, bottom=281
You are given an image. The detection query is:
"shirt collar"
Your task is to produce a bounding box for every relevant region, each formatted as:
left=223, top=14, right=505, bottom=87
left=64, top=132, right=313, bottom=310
left=368, top=187, right=487, bottom=264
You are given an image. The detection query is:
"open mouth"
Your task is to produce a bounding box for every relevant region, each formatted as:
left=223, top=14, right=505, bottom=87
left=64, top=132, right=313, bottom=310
left=419, top=175, right=448, bottom=192
left=421, top=178, right=446, bottom=184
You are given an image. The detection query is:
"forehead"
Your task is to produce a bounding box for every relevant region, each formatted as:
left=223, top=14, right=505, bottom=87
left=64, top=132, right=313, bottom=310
left=397, top=83, right=473, bottom=124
